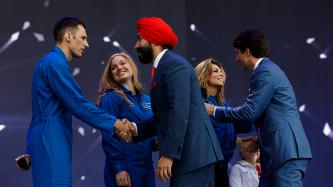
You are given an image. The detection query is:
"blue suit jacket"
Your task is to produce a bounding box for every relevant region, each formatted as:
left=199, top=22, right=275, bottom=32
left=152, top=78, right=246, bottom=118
left=215, top=58, right=312, bottom=176
left=137, top=50, right=223, bottom=176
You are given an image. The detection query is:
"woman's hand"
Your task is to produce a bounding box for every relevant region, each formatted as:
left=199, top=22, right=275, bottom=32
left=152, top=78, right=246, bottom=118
left=116, top=170, right=131, bottom=186
left=205, top=103, right=216, bottom=116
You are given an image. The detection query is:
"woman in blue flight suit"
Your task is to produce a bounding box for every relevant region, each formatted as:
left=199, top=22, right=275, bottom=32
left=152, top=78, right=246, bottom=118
left=195, top=58, right=253, bottom=187
left=97, top=53, right=156, bottom=187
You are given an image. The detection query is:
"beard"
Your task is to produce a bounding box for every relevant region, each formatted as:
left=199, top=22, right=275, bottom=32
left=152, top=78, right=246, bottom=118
left=136, top=43, right=153, bottom=64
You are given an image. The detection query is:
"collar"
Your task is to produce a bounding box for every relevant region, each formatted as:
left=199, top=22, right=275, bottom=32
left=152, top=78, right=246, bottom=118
left=207, top=95, right=218, bottom=105
left=238, top=160, right=256, bottom=169
left=253, top=58, right=264, bottom=70
left=153, top=49, right=168, bottom=68
left=53, top=46, right=69, bottom=63
left=120, top=84, right=131, bottom=93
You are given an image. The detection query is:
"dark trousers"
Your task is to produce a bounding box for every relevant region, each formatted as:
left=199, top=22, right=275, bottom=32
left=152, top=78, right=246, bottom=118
left=259, top=159, right=310, bottom=187
left=170, top=163, right=216, bottom=187
left=215, top=163, right=229, bottom=187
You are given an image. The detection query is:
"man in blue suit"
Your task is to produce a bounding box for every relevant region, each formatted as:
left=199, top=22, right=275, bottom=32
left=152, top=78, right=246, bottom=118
left=205, top=29, right=312, bottom=187
left=131, top=17, right=223, bottom=187
left=26, top=17, right=128, bottom=187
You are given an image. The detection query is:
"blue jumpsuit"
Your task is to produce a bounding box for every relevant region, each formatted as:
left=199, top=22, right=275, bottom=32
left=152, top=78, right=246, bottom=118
left=99, top=86, right=156, bottom=187
left=26, top=46, right=117, bottom=187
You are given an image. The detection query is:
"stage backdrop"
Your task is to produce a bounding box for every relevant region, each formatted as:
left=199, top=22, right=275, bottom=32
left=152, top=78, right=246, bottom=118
left=0, top=0, right=332, bottom=186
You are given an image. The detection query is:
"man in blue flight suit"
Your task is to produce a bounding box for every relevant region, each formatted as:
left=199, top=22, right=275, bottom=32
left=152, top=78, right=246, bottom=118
left=25, top=17, right=128, bottom=187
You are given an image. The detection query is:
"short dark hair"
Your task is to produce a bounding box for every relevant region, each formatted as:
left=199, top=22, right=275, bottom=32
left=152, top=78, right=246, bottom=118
left=233, top=29, right=269, bottom=58
left=53, top=17, right=86, bottom=43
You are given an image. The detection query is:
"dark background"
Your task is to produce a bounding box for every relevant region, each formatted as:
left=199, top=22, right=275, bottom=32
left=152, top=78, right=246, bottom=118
left=0, top=0, right=332, bottom=186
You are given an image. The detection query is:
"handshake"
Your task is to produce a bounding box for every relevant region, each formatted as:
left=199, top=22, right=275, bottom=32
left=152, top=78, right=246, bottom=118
left=15, top=119, right=138, bottom=171
left=114, top=119, right=137, bottom=143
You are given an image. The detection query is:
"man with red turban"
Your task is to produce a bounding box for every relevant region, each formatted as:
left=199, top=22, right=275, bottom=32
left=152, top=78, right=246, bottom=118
left=132, top=17, right=224, bottom=187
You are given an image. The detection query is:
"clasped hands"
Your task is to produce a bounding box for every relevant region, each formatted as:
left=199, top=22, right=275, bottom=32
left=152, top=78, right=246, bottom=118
left=204, top=103, right=216, bottom=116
left=114, top=119, right=136, bottom=143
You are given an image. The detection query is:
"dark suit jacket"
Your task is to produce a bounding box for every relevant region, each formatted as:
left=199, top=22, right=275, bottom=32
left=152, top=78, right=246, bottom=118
left=215, top=58, right=312, bottom=176
left=137, top=50, right=223, bottom=176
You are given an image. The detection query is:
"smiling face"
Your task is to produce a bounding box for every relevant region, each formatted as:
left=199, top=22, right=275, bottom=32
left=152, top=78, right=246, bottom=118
left=110, top=55, right=133, bottom=84
left=68, top=24, right=89, bottom=59
left=208, top=64, right=225, bottom=88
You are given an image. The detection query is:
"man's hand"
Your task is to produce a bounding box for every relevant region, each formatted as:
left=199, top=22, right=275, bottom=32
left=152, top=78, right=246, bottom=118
left=122, top=119, right=136, bottom=133
left=116, top=170, right=131, bottom=187
left=114, top=119, right=133, bottom=143
left=204, top=103, right=216, bottom=116
left=156, top=156, right=173, bottom=182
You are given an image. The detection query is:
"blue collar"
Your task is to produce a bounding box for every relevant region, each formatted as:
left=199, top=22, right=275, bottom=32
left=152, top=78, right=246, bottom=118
left=52, top=46, right=68, bottom=63
left=207, top=95, right=219, bottom=105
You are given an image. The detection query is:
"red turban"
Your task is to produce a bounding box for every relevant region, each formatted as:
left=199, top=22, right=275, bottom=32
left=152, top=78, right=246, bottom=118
left=136, top=17, right=178, bottom=48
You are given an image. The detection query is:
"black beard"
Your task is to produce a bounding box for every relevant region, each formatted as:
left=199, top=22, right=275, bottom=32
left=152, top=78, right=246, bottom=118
left=136, top=44, right=153, bottom=64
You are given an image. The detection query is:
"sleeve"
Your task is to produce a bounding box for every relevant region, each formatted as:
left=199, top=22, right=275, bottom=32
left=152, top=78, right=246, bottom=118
left=151, top=136, right=159, bottom=152
left=134, top=93, right=157, bottom=140
left=99, top=92, right=127, bottom=173
left=221, top=103, right=254, bottom=133
left=229, top=164, right=243, bottom=187
left=135, top=117, right=156, bottom=141
left=46, top=60, right=117, bottom=133
left=159, top=62, right=191, bottom=160
left=140, top=95, right=159, bottom=151
left=215, top=69, right=275, bottom=123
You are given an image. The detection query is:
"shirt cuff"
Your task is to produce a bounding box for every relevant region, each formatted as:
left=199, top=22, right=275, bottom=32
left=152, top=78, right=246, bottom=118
left=131, top=122, right=138, bottom=136
left=213, top=106, right=217, bottom=117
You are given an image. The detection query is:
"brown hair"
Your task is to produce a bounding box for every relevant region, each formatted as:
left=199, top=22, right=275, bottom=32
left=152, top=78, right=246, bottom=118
left=195, top=58, right=226, bottom=105
left=97, top=53, right=144, bottom=106
left=53, top=17, right=86, bottom=43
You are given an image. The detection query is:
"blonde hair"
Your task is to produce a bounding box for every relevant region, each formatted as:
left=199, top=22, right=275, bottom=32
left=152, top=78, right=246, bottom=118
left=195, top=58, right=226, bottom=105
left=97, top=53, right=144, bottom=106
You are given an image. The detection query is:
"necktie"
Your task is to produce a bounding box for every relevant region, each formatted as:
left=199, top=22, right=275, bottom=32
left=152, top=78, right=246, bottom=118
left=151, top=67, right=155, bottom=79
